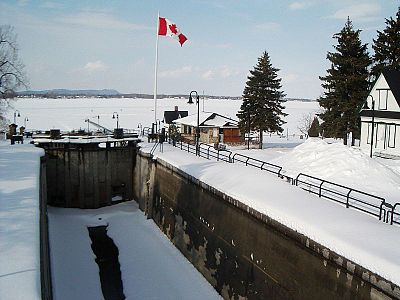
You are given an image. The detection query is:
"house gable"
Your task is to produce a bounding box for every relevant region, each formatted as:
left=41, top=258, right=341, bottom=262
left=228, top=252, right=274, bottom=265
left=383, top=70, right=400, bottom=108
left=363, top=71, right=400, bottom=113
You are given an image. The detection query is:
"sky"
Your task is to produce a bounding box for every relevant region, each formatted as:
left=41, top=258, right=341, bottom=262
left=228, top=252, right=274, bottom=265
left=0, top=1, right=398, bottom=99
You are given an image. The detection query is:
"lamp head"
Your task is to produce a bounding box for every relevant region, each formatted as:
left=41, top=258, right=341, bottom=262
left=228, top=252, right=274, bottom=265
left=17, top=112, right=20, bottom=117
left=112, top=114, right=115, bottom=119
left=188, top=95, right=194, bottom=104
left=362, top=102, right=370, bottom=110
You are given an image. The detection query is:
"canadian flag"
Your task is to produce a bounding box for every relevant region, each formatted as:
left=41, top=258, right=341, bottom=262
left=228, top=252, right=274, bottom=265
left=158, top=17, right=188, bottom=46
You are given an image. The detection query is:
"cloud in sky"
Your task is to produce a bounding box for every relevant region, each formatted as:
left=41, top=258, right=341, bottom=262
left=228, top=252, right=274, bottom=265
left=59, top=12, right=152, bottom=31
left=40, top=2, right=64, bottom=9
left=331, top=3, right=381, bottom=22
left=159, top=66, right=192, bottom=78
left=254, top=22, right=280, bottom=32
left=17, top=0, right=29, bottom=6
left=82, top=61, right=108, bottom=73
left=202, top=66, right=241, bottom=80
left=289, top=2, right=310, bottom=10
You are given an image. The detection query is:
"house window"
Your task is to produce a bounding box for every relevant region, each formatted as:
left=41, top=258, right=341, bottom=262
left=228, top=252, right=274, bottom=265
left=367, top=123, right=372, bottom=144
left=388, top=124, right=396, bottom=148
left=377, top=89, right=389, bottom=110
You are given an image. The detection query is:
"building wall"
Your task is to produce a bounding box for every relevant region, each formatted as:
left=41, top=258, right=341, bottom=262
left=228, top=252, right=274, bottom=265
left=360, top=118, right=400, bottom=155
left=223, top=128, right=243, bottom=144
left=360, top=74, right=400, bottom=156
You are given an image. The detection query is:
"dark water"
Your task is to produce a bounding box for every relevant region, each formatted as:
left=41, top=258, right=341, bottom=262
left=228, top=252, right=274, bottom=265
left=88, top=225, right=125, bottom=300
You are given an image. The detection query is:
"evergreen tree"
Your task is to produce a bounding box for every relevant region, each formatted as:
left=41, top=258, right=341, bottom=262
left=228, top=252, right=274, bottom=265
left=318, top=18, right=371, bottom=145
left=308, top=117, right=320, bottom=137
left=371, top=7, right=400, bottom=79
left=237, top=51, right=286, bottom=149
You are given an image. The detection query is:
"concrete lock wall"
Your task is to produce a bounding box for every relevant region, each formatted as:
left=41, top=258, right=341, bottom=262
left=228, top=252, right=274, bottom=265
left=44, top=144, right=137, bottom=208
left=40, top=156, right=53, bottom=300
left=134, top=151, right=400, bottom=300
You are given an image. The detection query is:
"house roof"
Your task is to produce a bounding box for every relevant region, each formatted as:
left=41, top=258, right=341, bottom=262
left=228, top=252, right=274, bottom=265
left=173, top=112, right=238, bottom=127
left=382, top=70, right=400, bottom=107
left=163, top=110, right=188, bottom=124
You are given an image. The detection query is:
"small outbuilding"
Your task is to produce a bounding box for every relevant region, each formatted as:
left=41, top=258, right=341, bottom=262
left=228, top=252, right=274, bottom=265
left=163, top=106, right=188, bottom=130
left=359, top=70, right=400, bottom=157
left=173, top=112, right=243, bottom=144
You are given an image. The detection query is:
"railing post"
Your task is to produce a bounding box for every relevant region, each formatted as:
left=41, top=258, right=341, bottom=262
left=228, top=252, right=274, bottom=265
left=319, top=181, right=324, bottom=197
left=346, top=190, right=352, bottom=208
left=379, top=201, right=385, bottom=221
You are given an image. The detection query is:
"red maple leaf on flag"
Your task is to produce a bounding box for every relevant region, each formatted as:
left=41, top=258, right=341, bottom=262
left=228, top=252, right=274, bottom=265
left=169, top=24, right=178, bottom=34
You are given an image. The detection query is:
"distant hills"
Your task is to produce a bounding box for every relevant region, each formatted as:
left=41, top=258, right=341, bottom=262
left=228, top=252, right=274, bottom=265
left=18, top=89, right=120, bottom=97
left=17, top=89, right=315, bottom=102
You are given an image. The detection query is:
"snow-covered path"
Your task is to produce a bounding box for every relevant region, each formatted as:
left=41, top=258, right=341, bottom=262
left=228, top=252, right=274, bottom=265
left=0, top=143, right=44, bottom=300
left=48, top=202, right=221, bottom=300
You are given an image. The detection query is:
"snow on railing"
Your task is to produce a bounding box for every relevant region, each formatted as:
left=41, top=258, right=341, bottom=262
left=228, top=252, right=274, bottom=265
left=163, top=138, right=400, bottom=226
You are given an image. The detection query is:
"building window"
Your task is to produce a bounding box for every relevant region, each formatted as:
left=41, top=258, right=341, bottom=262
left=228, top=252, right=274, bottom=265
left=388, top=124, right=396, bottom=148
left=377, top=89, right=389, bottom=110
left=367, top=123, right=372, bottom=144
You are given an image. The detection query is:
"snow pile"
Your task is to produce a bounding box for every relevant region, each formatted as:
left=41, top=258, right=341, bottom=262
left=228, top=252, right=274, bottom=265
left=271, top=138, right=400, bottom=203
left=0, top=142, right=44, bottom=300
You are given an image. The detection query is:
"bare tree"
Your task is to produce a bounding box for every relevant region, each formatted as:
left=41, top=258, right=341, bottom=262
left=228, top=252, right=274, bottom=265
left=297, top=112, right=314, bottom=138
left=0, top=25, right=28, bottom=129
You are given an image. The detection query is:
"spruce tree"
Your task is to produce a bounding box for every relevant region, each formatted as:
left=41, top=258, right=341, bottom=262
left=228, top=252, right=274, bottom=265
left=237, top=51, right=286, bottom=149
left=371, top=7, right=400, bottom=79
left=318, top=18, right=371, bottom=145
left=308, top=117, right=320, bottom=137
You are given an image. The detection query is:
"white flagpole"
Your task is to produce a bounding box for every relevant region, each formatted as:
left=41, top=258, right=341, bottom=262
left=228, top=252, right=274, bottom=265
left=153, top=12, right=160, bottom=124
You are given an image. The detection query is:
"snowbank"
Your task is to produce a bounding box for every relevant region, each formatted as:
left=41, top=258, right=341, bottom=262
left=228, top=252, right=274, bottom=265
left=270, top=138, right=400, bottom=204
left=0, top=142, right=44, bottom=300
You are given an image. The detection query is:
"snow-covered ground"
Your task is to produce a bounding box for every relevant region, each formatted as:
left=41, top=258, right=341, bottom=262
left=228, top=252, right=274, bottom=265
left=48, top=201, right=221, bottom=300
left=6, top=98, right=318, bottom=136
left=0, top=142, right=44, bottom=300
left=234, top=138, right=400, bottom=205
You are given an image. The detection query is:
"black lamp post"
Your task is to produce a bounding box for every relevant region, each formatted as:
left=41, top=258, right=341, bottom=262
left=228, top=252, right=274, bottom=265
left=24, top=117, right=29, bottom=128
left=188, top=91, right=200, bottom=156
left=112, top=112, right=119, bottom=129
left=14, top=110, right=20, bottom=124
left=363, top=95, right=375, bottom=158
left=247, top=111, right=251, bottom=150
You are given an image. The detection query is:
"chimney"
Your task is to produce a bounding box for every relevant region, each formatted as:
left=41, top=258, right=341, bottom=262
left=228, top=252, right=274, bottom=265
left=174, top=106, right=178, bottom=112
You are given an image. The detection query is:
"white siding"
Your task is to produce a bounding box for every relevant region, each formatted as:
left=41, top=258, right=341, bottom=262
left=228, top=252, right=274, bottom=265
left=360, top=73, right=400, bottom=156
left=366, top=74, right=399, bottom=111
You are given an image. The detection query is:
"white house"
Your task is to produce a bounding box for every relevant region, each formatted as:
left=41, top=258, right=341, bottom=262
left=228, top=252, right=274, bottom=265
left=359, top=70, right=400, bottom=157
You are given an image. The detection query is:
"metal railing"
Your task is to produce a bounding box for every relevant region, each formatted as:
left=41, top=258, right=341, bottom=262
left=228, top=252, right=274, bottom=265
left=163, top=137, right=400, bottom=226
left=295, top=173, right=388, bottom=220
